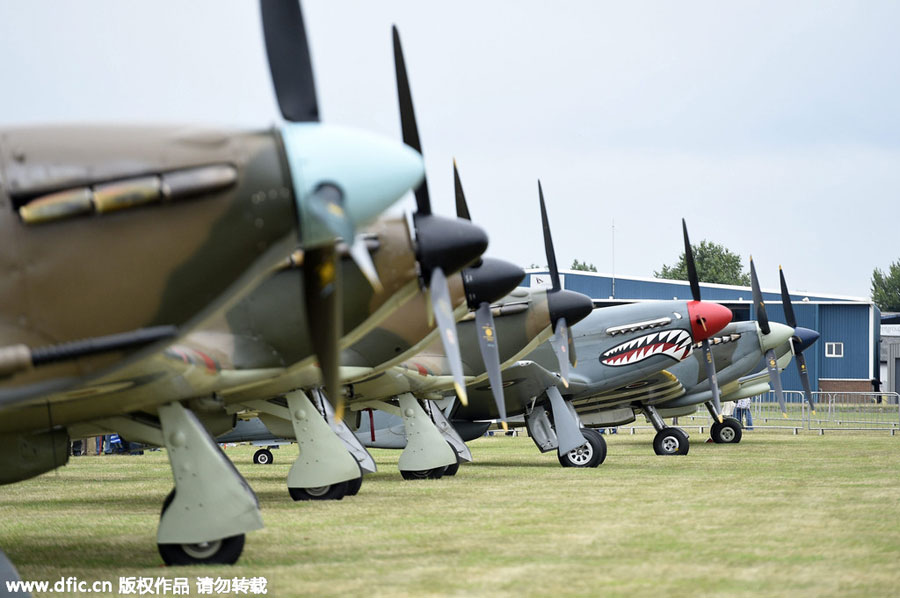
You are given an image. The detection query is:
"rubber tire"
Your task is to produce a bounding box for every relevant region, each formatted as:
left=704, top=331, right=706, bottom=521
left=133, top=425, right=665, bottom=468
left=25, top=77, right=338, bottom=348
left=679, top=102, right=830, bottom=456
left=710, top=418, right=743, bottom=444
left=253, top=449, right=274, bottom=465
left=158, top=490, right=245, bottom=565
left=400, top=466, right=446, bottom=480
left=345, top=466, right=363, bottom=496
left=557, top=428, right=607, bottom=468
left=653, top=427, right=690, bottom=456
left=288, top=481, right=349, bottom=501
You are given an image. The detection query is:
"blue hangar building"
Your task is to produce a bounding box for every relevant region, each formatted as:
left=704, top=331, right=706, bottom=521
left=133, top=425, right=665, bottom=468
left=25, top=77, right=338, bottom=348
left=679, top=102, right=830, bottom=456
left=525, top=270, right=880, bottom=393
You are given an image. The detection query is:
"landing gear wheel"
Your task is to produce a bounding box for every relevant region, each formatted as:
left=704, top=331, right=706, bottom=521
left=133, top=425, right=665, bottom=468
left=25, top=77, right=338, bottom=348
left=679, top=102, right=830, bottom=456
left=288, top=481, right=349, bottom=501
left=157, top=490, right=245, bottom=565
left=653, top=427, right=690, bottom=455
left=345, top=475, right=363, bottom=496
left=558, top=428, right=607, bottom=468
left=710, top=418, right=743, bottom=444
left=400, top=466, right=447, bottom=480
left=253, top=448, right=274, bottom=465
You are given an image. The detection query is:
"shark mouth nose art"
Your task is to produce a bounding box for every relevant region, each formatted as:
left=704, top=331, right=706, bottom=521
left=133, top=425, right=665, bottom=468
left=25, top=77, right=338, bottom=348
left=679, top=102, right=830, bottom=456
left=601, top=329, right=693, bottom=367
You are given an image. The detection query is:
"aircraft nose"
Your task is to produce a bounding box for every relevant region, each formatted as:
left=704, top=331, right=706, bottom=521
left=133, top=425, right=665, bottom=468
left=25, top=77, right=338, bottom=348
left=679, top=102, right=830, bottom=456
left=792, top=326, right=820, bottom=352
left=548, top=289, right=594, bottom=329
left=687, top=301, right=733, bottom=341
left=461, top=257, right=526, bottom=308
left=761, top=321, right=795, bottom=351
left=280, top=122, right=425, bottom=248
left=414, top=213, right=489, bottom=277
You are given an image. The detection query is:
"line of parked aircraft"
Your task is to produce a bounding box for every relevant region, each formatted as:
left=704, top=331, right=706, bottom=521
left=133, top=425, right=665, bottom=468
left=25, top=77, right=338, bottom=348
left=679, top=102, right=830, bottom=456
left=0, top=0, right=819, bottom=572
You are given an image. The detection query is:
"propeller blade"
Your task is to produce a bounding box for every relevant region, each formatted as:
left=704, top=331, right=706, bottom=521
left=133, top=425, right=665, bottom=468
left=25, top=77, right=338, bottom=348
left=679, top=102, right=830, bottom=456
left=701, top=339, right=723, bottom=422
left=429, top=267, right=468, bottom=405
left=682, top=219, right=702, bottom=302
left=538, top=182, right=561, bottom=291
left=453, top=159, right=471, bottom=221
left=567, top=326, right=577, bottom=368
left=303, top=246, right=344, bottom=419
left=779, top=266, right=797, bottom=329
left=764, top=348, right=787, bottom=416
left=475, top=302, right=506, bottom=420
left=259, top=0, right=319, bottom=122
left=795, top=350, right=816, bottom=414
left=750, top=257, right=770, bottom=335
left=549, top=317, right=571, bottom=388
left=306, top=183, right=354, bottom=243
left=392, top=25, right=430, bottom=215
left=347, top=238, right=383, bottom=293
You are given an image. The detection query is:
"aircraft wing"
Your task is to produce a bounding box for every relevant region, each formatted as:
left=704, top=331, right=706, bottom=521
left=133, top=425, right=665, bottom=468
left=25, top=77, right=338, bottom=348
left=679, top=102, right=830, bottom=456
left=458, top=360, right=567, bottom=420
left=719, top=369, right=772, bottom=402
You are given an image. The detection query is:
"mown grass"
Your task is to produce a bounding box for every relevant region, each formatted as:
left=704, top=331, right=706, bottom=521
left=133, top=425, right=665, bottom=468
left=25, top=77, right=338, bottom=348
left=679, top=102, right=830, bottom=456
left=1, top=431, right=899, bottom=598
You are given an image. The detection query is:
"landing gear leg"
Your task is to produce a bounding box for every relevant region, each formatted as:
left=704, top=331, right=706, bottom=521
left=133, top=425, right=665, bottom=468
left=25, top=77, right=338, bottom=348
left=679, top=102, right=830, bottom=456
left=156, top=402, right=263, bottom=565
left=644, top=405, right=690, bottom=456
left=285, top=389, right=361, bottom=501
left=397, top=393, right=457, bottom=480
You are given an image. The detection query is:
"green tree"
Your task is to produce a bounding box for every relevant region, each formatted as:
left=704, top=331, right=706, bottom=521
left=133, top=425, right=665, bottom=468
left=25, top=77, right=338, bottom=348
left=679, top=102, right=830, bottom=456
left=654, top=240, right=750, bottom=286
left=871, top=260, right=900, bottom=312
left=570, top=259, right=597, bottom=272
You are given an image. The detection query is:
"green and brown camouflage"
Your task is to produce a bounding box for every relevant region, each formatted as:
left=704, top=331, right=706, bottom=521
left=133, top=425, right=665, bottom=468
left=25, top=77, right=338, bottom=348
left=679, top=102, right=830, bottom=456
left=0, top=125, right=301, bottom=388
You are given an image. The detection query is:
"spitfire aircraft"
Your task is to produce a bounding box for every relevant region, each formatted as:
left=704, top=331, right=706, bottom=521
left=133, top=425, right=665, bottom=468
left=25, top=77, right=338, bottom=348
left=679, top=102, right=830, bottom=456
left=624, top=263, right=821, bottom=446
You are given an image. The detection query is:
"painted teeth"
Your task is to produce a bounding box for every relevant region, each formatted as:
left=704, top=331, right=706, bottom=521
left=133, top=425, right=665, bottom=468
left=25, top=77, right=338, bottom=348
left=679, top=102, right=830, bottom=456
left=602, top=328, right=693, bottom=366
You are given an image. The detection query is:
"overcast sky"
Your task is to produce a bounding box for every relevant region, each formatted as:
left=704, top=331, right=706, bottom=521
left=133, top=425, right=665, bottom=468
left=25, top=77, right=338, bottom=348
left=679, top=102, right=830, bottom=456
left=2, top=1, right=898, bottom=299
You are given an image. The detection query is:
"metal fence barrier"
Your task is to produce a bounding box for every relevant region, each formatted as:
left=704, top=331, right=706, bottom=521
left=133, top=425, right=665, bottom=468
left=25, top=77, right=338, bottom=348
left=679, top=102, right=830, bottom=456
left=680, top=391, right=900, bottom=435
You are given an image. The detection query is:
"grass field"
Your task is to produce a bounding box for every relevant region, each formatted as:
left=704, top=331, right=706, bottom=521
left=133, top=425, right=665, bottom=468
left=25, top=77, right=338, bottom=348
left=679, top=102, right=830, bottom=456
left=2, top=431, right=899, bottom=598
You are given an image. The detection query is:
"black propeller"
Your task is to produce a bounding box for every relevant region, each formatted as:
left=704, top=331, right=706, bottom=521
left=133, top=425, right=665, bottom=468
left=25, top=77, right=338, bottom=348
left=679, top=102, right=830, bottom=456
left=682, top=219, right=723, bottom=422
left=260, top=0, right=319, bottom=123
left=392, top=26, right=488, bottom=405
left=455, top=161, right=525, bottom=420
left=750, top=257, right=787, bottom=416
left=780, top=266, right=817, bottom=414
left=538, top=183, right=593, bottom=386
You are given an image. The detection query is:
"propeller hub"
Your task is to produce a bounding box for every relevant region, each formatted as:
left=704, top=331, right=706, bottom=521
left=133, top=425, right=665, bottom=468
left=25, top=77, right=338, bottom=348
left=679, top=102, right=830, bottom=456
left=461, top=258, right=525, bottom=309
left=686, top=301, right=732, bottom=341
left=280, top=123, right=424, bottom=248
left=760, top=321, right=794, bottom=351
left=548, top=289, right=594, bottom=330
left=792, top=326, right=820, bottom=353
left=414, top=213, right=488, bottom=279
